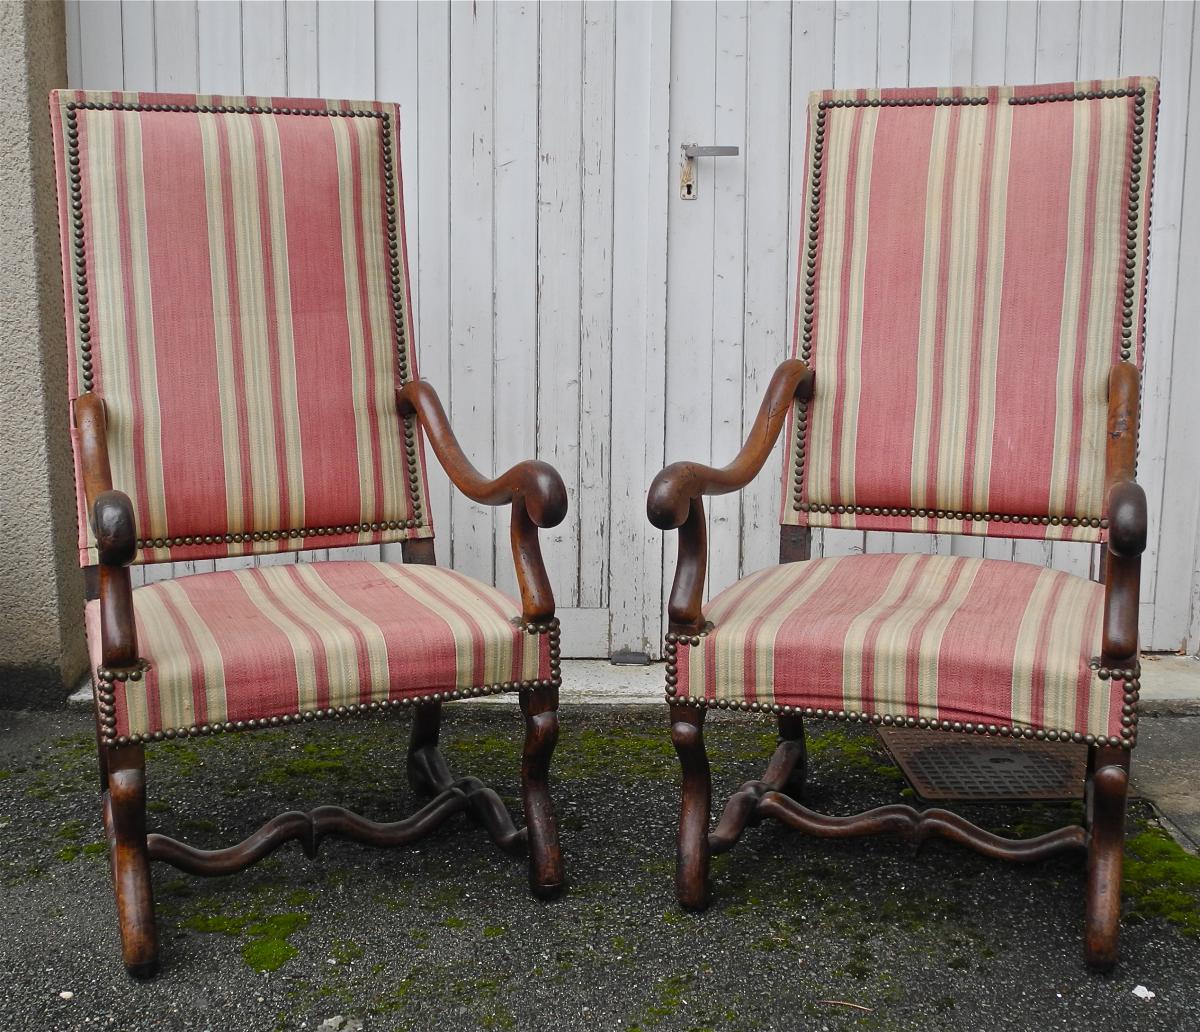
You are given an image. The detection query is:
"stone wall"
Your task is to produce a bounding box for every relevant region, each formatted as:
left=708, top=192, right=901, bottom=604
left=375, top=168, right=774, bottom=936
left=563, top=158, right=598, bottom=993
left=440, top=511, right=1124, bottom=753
left=0, top=0, right=86, bottom=706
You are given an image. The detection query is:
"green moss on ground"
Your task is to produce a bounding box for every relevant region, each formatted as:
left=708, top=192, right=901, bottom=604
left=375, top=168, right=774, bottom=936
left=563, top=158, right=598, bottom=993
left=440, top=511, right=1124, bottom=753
left=176, top=886, right=315, bottom=973
left=1123, top=825, right=1200, bottom=937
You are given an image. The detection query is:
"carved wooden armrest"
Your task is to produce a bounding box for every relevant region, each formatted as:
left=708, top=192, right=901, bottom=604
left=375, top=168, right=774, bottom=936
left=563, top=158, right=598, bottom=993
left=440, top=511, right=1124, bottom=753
left=647, top=359, right=814, bottom=633
left=1101, top=363, right=1145, bottom=666
left=74, top=393, right=139, bottom=669
left=396, top=380, right=567, bottom=622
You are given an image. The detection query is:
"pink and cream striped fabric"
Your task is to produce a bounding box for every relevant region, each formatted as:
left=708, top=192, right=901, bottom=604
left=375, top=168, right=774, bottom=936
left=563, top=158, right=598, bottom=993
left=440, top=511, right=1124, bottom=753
left=85, top=562, right=553, bottom=744
left=50, top=91, right=432, bottom=566
left=673, top=553, right=1133, bottom=746
left=781, top=78, right=1158, bottom=541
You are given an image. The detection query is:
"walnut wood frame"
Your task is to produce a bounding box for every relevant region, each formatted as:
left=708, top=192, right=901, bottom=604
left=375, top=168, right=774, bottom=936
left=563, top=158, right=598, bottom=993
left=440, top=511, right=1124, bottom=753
left=649, top=359, right=1144, bottom=972
left=76, top=385, right=566, bottom=979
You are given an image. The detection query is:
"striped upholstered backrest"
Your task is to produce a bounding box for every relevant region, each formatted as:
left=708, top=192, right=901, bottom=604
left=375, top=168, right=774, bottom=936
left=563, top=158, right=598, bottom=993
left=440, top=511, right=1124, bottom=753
left=782, top=78, right=1157, bottom=543
left=51, top=91, right=432, bottom=567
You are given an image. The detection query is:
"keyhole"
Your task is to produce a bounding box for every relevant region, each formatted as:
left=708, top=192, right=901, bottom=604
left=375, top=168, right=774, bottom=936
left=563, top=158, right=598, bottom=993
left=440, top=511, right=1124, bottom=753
left=684, top=183, right=694, bottom=198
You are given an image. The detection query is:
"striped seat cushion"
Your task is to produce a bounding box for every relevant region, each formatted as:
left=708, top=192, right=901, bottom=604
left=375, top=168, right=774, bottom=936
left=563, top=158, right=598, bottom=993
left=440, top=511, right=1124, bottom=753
left=85, top=562, right=556, bottom=746
left=669, top=554, right=1137, bottom=748
left=781, top=78, right=1158, bottom=541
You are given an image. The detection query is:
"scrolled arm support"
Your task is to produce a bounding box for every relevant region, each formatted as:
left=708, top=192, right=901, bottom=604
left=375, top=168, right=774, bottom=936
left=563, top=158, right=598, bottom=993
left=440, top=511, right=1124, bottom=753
left=1101, top=363, right=1144, bottom=666
left=648, top=359, right=813, bottom=632
left=73, top=393, right=139, bottom=669
left=396, top=381, right=567, bottom=621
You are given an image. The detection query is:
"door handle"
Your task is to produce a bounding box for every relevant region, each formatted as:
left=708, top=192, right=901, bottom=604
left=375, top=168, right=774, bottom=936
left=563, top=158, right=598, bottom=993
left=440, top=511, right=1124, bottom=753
left=680, top=143, right=740, bottom=200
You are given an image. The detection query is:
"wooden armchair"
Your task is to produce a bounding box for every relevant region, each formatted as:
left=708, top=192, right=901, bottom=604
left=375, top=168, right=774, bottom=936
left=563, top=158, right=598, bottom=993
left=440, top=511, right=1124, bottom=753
left=50, top=90, right=565, bottom=978
left=649, top=77, right=1157, bottom=972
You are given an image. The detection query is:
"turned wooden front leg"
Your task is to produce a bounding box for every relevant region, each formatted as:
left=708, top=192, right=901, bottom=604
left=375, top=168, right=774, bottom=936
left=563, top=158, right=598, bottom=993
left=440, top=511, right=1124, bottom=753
left=104, top=745, right=158, bottom=979
left=670, top=702, right=711, bottom=911
left=520, top=685, right=564, bottom=898
left=1085, top=748, right=1130, bottom=972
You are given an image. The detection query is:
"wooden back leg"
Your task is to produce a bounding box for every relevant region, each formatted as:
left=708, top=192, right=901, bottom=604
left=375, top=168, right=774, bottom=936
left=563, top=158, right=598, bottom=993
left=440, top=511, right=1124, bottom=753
left=103, top=745, right=159, bottom=978
left=1084, top=747, right=1130, bottom=972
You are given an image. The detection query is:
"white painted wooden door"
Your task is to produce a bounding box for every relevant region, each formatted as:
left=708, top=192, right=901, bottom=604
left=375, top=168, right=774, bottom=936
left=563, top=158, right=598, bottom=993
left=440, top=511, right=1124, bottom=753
left=657, top=1, right=1200, bottom=658
left=63, top=1, right=1200, bottom=658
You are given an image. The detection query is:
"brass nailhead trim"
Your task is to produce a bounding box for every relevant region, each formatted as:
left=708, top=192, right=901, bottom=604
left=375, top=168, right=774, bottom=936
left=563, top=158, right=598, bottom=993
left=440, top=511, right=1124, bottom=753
left=134, top=519, right=423, bottom=551
left=663, top=634, right=1138, bottom=749
left=1008, top=86, right=1144, bottom=105
left=793, top=83, right=1150, bottom=512
left=98, top=620, right=559, bottom=747
left=64, top=96, right=426, bottom=533
left=817, top=95, right=989, bottom=109
left=793, top=503, right=1106, bottom=529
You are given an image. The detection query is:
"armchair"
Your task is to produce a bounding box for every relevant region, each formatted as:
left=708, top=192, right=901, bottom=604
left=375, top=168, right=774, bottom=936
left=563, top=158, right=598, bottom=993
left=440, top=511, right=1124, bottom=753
left=649, top=77, right=1158, bottom=972
left=51, top=90, right=565, bottom=977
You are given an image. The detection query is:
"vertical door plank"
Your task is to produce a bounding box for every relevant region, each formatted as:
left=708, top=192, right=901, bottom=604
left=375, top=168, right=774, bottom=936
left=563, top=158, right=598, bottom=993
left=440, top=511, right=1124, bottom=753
left=140, top=0, right=198, bottom=583
left=968, top=1, right=1018, bottom=565
left=285, top=0, right=320, bottom=96
left=319, top=0, right=381, bottom=563
left=241, top=3, right=294, bottom=572
left=1124, top=1, right=1187, bottom=646
left=740, top=0, right=796, bottom=579
left=376, top=0, right=422, bottom=566
left=1153, top=2, right=1200, bottom=652
left=787, top=2, right=835, bottom=559
left=876, top=0, right=909, bottom=88
left=492, top=2, right=539, bottom=597
left=663, top=1, right=718, bottom=616
left=153, top=0, right=198, bottom=92
left=1070, top=0, right=1123, bottom=581
left=65, top=0, right=83, bottom=88
left=1119, top=1, right=1166, bottom=634
left=78, top=0, right=124, bottom=89
left=892, top=0, right=961, bottom=560
left=1028, top=0, right=1091, bottom=578
left=120, top=1, right=156, bottom=91
left=827, top=0, right=875, bottom=560
left=285, top=0, right=326, bottom=564
left=414, top=1, right=452, bottom=561
left=707, top=0, right=749, bottom=599
left=537, top=1, right=586, bottom=608
left=1001, top=3, right=1042, bottom=561
left=316, top=0, right=374, bottom=99
left=447, top=0, right=496, bottom=584
left=1078, top=0, right=1123, bottom=75
left=579, top=0, right=617, bottom=608
left=608, top=0, right=671, bottom=655
left=197, top=0, right=243, bottom=96
left=242, top=1, right=288, bottom=97
left=867, top=0, right=906, bottom=555
left=191, top=1, right=242, bottom=578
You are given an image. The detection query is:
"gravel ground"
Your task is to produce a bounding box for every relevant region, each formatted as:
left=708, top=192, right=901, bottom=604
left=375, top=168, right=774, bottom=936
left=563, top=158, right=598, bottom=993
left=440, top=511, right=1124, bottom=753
left=0, top=703, right=1196, bottom=1032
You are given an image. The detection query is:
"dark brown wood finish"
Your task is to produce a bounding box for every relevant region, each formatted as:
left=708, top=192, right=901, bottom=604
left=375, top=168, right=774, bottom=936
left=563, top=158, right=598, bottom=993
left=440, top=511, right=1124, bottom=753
left=74, top=381, right=567, bottom=977
left=102, top=746, right=158, bottom=979
left=651, top=360, right=1148, bottom=973
left=648, top=359, right=813, bottom=632
left=1102, top=363, right=1145, bottom=667
left=398, top=380, right=567, bottom=621
left=520, top=685, right=565, bottom=897
left=1084, top=750, right=1130, bottom=971
left=669, top=702, right=711, bottom=910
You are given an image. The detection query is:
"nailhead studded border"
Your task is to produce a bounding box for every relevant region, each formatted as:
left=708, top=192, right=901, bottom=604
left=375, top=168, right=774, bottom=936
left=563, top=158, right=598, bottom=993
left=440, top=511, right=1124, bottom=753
left=94, top=620, right=560, bottom=747
left=662, top=630, right=1140, bottom=750
left=790, top=85, right=1152, bottom=517
left=62, top=97, right=425, bottom=540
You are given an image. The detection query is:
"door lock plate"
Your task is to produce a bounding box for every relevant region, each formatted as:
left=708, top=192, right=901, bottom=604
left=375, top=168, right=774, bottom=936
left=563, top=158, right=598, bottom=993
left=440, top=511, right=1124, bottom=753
left=679, top=144, right=740, bottom=200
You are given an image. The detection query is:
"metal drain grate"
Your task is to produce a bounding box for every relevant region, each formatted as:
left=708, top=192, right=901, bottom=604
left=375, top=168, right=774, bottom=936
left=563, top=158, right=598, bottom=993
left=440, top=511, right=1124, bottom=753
left=877, top=729, right=1088, bottom=802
